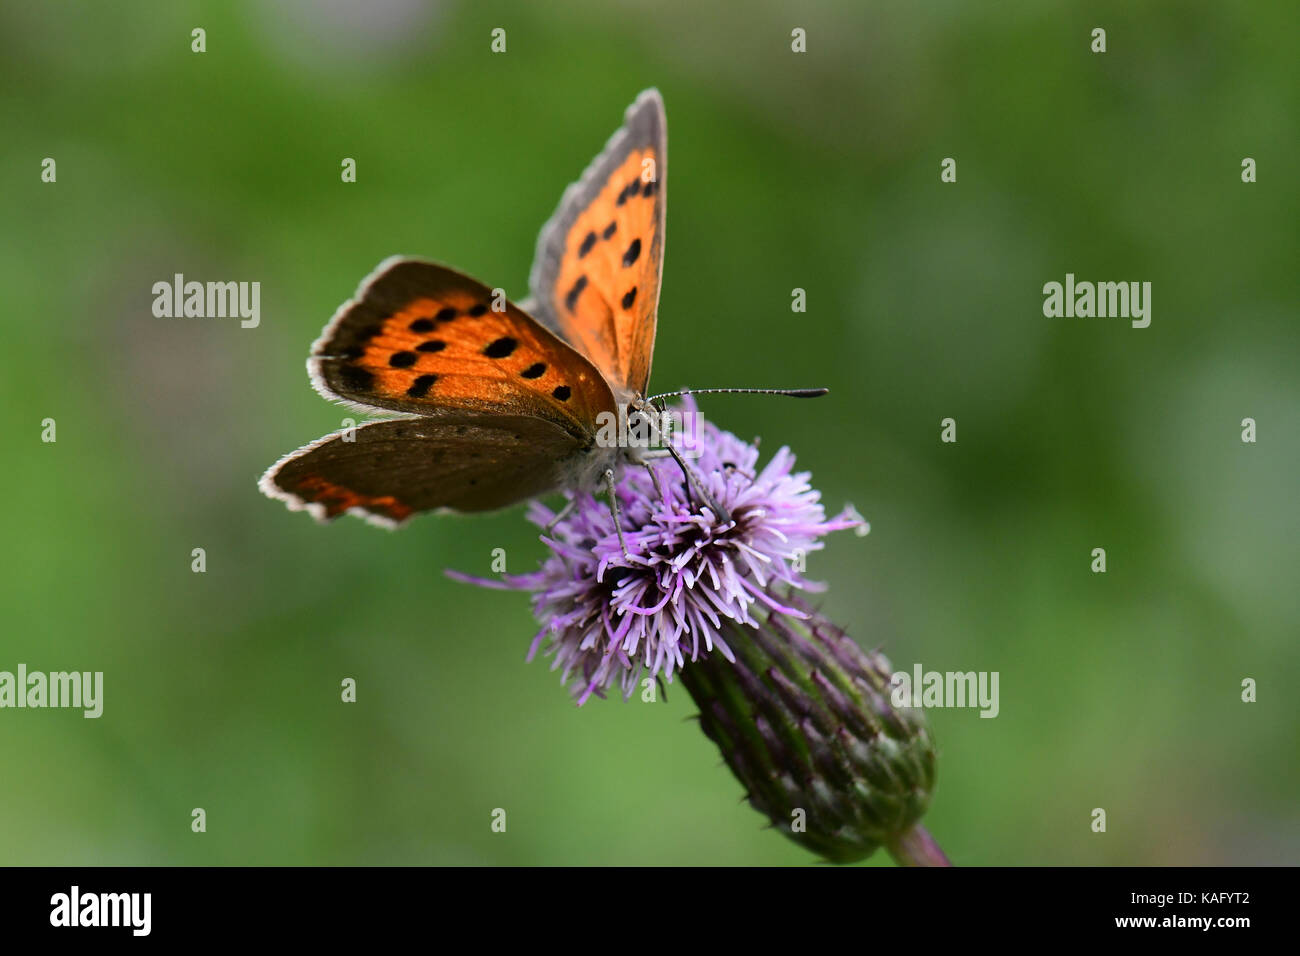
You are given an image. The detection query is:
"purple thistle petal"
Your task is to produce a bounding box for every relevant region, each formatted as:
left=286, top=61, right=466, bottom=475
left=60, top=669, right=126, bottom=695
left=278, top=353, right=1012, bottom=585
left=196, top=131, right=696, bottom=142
left=448, top=398, right=864, bottom=703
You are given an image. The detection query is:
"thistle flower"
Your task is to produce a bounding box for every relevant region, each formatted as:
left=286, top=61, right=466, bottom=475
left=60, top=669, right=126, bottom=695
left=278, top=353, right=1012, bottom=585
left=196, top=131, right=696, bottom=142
left=453, top=401, right=946, bottom=864
left=457, top=399, right=856, bottom=703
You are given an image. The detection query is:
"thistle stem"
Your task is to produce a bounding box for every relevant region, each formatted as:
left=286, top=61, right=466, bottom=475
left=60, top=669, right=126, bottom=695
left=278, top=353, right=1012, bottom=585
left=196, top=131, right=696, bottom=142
left=886, top=825, right=952, bottom=867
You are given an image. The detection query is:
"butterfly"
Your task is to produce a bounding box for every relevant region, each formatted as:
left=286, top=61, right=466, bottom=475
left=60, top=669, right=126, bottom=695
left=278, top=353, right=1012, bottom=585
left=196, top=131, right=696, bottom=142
left=260, top=89, right=823, bottom=532
left=260, top=89, right=684, bottom=530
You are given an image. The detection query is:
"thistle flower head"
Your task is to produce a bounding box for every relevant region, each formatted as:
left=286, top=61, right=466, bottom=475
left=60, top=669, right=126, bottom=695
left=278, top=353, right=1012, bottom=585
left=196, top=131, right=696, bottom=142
left=459, top=400, right=859, bottom=703
left=454, top=402, right=944, bottom=863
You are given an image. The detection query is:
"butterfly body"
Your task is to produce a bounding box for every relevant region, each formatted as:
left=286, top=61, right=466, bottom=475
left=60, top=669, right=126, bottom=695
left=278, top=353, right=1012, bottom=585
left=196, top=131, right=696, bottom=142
left=262, top=90, right=669, bottom=528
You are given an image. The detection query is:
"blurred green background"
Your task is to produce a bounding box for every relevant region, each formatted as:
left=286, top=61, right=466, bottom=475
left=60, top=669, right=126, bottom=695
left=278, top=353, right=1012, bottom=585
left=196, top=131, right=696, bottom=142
left=2, top=0, right=1296, bottom=865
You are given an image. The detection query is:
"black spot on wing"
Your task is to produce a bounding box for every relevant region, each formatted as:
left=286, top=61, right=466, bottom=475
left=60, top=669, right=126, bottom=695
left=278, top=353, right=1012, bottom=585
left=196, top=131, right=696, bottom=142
left=621, top=287, right=637, bottom=309
left=389, top=351, right=417, bottom=368
left=552, top=385, right=571, bottom=401
left=578, top=231, right=596, bottom=258
left=484, top=337, right=518, bottom=358
left=622, top=239, right=641, bottom=268
left=616, top=180, right=640, bottom=206
left=520, top=362, right=546, bottom=379
left=406, top=374, right=438, bottom=398
left=565, top=275, right=588, bottom=313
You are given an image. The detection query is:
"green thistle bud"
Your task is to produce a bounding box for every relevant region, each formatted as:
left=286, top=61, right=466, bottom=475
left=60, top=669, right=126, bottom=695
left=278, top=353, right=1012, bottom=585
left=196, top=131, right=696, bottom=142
left=681, top=594, right=945, bottom=865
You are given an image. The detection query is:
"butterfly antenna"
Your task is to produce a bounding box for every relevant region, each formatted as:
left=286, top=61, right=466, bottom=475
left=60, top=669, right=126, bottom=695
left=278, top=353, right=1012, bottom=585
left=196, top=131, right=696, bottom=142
left=646, top=386, right=829, bottom=403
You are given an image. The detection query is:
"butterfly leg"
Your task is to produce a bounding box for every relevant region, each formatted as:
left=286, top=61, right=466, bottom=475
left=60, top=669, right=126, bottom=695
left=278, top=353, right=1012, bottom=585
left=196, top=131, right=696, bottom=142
left=664, top=444, right=733, bottom=526
left=627, top=399, right=731, bottom=524
left=540, top=497, right=581, bottom=574
left=635, top=448, right=703, bottom=513
left=604, top=468, right=633, bottom=560
left=641, top=460, right=667, bottom=501
left=543, top=496, right=577, bottom=537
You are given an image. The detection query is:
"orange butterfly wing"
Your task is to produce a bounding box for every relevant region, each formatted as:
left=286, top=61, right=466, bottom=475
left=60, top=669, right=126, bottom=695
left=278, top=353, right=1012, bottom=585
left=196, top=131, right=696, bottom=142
left=528, top=89, right=666, bottom=399
left=310, top=258, right=616, bottom=440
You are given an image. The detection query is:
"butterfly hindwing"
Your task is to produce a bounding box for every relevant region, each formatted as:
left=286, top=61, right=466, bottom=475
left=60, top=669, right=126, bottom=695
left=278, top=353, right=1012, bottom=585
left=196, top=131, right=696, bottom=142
left=528, top=89, right=666, bottom=397
left=260, top=416, right=596, bottom=527
left=311, top=258, right=616, bottom=438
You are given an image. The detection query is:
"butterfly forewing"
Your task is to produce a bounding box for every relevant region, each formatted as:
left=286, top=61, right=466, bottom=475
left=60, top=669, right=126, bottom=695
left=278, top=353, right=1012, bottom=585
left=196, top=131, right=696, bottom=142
left=261, top=416, right=592, bottom=526
left=312, top=258, right=616, bottom=438
left=528, top=89, right=666, bottom=397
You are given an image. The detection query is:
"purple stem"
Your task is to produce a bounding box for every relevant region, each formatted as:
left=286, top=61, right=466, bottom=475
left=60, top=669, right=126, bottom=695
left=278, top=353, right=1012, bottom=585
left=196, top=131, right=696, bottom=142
left=886, top=825, right=953, bottom=867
